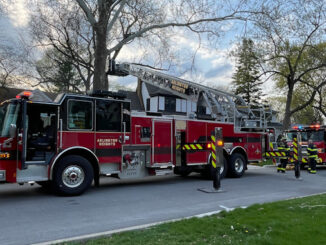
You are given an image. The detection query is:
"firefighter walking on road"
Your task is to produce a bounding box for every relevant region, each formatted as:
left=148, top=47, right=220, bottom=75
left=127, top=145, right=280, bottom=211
left=307, top=139, right=318, bottom=174
left=277, top=137, right=290, bottom=173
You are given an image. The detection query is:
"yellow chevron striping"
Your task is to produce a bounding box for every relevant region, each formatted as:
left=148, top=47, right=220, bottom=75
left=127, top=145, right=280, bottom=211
left=176, top=145, right=180, bottom=149
left=212, top=152, right=216, bottom=160
left=212, top=144, right=216, bottom=151
left=212, top=160, right=216, bottom=168
left=196, top=144, right=203, bottom=149
left=211, top=135, right=216, bottom=143
left=276, top=152, right=281, bottom=156
left=190, top=144, right=196, bottom=150
left=185, top=145, right=191, bottom=150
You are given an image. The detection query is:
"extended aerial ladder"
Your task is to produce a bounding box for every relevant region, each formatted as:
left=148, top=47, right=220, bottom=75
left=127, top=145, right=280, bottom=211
left=109, top=62, right=277, bottom=132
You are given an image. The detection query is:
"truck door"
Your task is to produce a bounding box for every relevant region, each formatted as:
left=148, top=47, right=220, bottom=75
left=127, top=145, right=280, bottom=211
left=24, top=102, right=58, bottom=165
left=95, top=99, right=131, bottom=165
left=152, top=120, right=172, bottom=165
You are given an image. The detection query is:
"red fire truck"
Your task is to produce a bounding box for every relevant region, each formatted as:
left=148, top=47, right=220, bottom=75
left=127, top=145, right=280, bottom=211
left=0, top=63, right=278, bottom=195
left=285, top=124, right=326, bottom=165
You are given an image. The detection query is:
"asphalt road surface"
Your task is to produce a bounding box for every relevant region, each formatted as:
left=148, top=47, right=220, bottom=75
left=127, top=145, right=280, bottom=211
left=1, top=165, right=326, bottom=245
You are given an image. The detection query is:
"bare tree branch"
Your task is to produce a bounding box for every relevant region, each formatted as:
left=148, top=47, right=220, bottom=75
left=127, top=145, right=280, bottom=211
left=75, top=0, right=96, bottom=26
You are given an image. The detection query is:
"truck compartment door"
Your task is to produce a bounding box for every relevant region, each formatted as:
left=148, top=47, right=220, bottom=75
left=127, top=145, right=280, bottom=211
left=152, top=120, right=172, bottom=165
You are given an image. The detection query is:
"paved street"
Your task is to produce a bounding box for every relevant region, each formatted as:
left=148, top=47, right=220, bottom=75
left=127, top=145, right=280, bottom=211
left=1, top=166, right=326, bottom=245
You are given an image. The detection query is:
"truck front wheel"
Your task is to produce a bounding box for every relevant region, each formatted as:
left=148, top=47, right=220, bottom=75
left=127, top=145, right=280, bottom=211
left=228, top=153, right=246, bottom=178
left=52, top=155, right=94, bottom=196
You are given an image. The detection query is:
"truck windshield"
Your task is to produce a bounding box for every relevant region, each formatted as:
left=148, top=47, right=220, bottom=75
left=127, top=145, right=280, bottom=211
left=309, top=131, right=324, bottom=142
left=286, top=132, right=309, bottom=142
left=0, top=101, right=20, bottom=137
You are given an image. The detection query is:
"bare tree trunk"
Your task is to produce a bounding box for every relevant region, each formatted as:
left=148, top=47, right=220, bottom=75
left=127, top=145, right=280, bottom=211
left=93, top=25, right=108, bottom=91
left=283, top=81, right=294, bottom=130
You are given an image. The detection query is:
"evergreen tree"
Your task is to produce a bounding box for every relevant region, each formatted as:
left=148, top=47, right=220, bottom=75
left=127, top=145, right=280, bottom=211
left=36, top=49, right=82, bottom=93
left=232, top=38, right=263, bottom=106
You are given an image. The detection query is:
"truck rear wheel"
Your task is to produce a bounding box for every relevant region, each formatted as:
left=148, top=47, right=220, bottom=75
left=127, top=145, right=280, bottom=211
left=52, top=155, right=94, bottom=196
left=228, top=153, right=246, bottom=178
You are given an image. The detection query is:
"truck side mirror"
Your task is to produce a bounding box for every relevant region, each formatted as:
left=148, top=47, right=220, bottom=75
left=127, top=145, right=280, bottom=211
left=9, top=124, right=16, bottom=138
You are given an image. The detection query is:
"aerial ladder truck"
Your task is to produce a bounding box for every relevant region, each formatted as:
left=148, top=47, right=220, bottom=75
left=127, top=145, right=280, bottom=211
left=0, top=62, right=280, bottom=195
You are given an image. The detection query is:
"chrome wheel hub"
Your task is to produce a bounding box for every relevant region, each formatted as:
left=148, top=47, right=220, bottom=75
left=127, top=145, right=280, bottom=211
left=62, top=165, right=85, bottom=188
left=234, top=159, right=244, bottom=173
left=219, top=164, right=224, bottom=174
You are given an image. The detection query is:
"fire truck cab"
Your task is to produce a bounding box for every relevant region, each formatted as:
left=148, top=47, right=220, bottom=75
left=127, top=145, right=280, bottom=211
left=285, top=124, right=326, bottom=165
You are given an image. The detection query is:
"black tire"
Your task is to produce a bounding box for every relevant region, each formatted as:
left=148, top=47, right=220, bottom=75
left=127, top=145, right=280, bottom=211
left=52, top=155, right=94, bottom=196
left=174, top=166, right=192, bottom=177
left=203, top=155, right=228, bottom=179
left=227, top=153, right=246, bottom=178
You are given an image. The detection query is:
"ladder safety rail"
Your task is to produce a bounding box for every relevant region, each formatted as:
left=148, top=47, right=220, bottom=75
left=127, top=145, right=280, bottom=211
left=110, top=62, right=278, bottom=131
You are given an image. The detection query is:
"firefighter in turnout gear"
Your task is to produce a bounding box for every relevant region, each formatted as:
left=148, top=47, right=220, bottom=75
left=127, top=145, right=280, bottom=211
left=277, top=137, right=290, bottom=173
left=307, top=139, right=318, bottom=174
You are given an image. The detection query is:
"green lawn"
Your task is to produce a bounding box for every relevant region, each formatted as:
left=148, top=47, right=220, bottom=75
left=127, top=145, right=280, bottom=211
left=70, top=194, right=326, bottom=245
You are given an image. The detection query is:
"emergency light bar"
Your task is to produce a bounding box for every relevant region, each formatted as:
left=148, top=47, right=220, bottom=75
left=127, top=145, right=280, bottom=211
left=292, top=125, right=303, bottom=130
left=16, top=91, right=33, bottom=99
left=310, top=124, right=320, bottom=129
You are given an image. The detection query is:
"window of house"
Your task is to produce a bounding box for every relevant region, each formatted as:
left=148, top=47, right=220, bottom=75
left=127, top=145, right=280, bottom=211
left=96, top=100, right=121, bottom=131
left=176, top=99, right=181, bottom=112
left=176, top=99, right=187, bottom=113
left=165, top=97, right=176, bottom=112
left=181, top=99, right=187, bottom=113
left=67, top=100, right=93, bottom=130
left=159, top=97, right=165, bottom=110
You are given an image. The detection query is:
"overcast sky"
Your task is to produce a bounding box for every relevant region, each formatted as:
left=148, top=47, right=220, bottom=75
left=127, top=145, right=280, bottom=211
left=0, top=0, right=273, bottom=94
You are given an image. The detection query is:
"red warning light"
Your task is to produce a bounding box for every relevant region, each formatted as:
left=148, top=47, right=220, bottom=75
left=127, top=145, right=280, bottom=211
left=22, top=91, right=32, bottom=97
left=16, top=91, right=33, bottom=100
left=310, top=124, right=321, bottom=130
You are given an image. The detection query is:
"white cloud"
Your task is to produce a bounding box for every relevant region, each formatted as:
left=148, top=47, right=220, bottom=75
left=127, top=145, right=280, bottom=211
left=168, top=31, right=236, bottom=87
left=5, top=0, right=30, bottom=28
